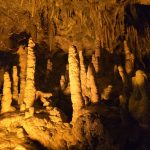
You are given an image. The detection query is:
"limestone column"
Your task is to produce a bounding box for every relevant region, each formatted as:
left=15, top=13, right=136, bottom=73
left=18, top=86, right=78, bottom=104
left=24, top=38, right=36, bottom=108
left=68, top=45, right=84, bottom=122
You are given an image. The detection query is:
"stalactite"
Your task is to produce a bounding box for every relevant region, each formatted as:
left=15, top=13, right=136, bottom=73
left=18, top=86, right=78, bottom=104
left=31, top=0, right=36, bottom=17
left=68, top=45, right=84, bottom=122
left=17, top=46, right=27, bottom=105
left=79, top=51, right=87, bottom=103
left=124, top=40, right=135, bottom=74
left=87, top=64, right=99, bottom=103
left=24, top=38, right=36, bottom=108
left=12, top=66, right=19, bottom=101
left=1, top=72, right=15, bottom=113
left=48, top=20, right=56, bottom=52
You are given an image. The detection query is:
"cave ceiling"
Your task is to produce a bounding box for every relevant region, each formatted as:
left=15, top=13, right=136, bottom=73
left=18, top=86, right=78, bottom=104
left=0, top=0, right=149, bottom=55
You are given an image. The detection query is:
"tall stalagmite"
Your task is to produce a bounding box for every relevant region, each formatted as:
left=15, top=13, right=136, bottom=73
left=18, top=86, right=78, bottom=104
left=87, top=64, right=99, bottom=103
left=17, top=46, right=27, bottom=105
left=12, top=66, right=19, bottom=101
left=1, top=72, right=15, bottom=113
left=68, top=46, right=84, bottom=122
left=24, top=38, right=36, bottom=108
left=79, top=51, right=87, bottom=103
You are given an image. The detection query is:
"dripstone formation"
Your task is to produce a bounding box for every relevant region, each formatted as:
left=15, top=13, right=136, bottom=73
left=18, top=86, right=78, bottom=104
left=0, top=0, right=150, bottom=149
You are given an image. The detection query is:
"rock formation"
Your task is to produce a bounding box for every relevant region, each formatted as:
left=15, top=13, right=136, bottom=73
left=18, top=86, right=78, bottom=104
left=24, top=38, right=36, bottom=108
left=1, top=72, right=15, bottom=113
left=101, top=85, right=113, bottom=101
left=79, top=50, right=87, bottom=102
left=92, top=38, right=101, bottom=73
left=68, top=45, right=84, bottom=122
left=124, top=40, right=135, bottom=75
left=0, top=0, right=149, bottom=149
left=87, top=64, right=99, bottom=103
left=129, top=70, right=150, bottom=126
left=60, top=75, right=66, bottom=91
left=118, top=65, right=126, bottom=84
left=17, top=46, right=27, bottom=105
left=12, top=66, right=19, bottom=101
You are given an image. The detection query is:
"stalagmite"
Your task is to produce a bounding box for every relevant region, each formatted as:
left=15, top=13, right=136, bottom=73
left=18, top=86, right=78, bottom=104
left=47, top=59, right=53, bottom=72
left=12, top=66, right=19, bottom=101
left=17, top=46, right=27, bottom=105
left=1, top=72, right=15, bottom=113
left=101, top=85, right=113, bottom=100
left=68, top=45, right=84, bottom=122
left=60, top=75, right=66, bottom=91
left=124, top=40, right=135, bottom=74
left=92, top=54, right=99, bottom=73
left=24, top=38, right=36, bottom=108
left=129, top=70, right=149, bottom=126
left=118, top=65, right=126, bottom=84
left=79, top=51, right=87, bottom=102
left=87, top=64, right=99, bottom=103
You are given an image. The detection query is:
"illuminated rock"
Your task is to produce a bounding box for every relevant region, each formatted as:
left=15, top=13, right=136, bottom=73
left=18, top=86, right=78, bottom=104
left=25, top=107, right=34, bottom=119
left=79, top=51, right=87, bottom=103
left=36, top=91, right=53, bottom=106
left=12, top=66, right=19, bottom=101
left=87, top=64, right=99, bottom=103
left=24, top=38, right=36, bottom=108
left=17, top=46, right=27, bottom=105
left=68, top=45, right=84, bottom=122
left=1, top=72, right=15, bottom=113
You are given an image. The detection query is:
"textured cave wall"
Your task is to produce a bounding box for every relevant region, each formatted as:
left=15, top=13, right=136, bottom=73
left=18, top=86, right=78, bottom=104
left=0, top=0, right=149, bottom=53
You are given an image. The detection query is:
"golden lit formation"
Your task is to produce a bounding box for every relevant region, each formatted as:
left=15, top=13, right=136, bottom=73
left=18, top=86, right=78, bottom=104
left=0, top=0, right=149, bottom=149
